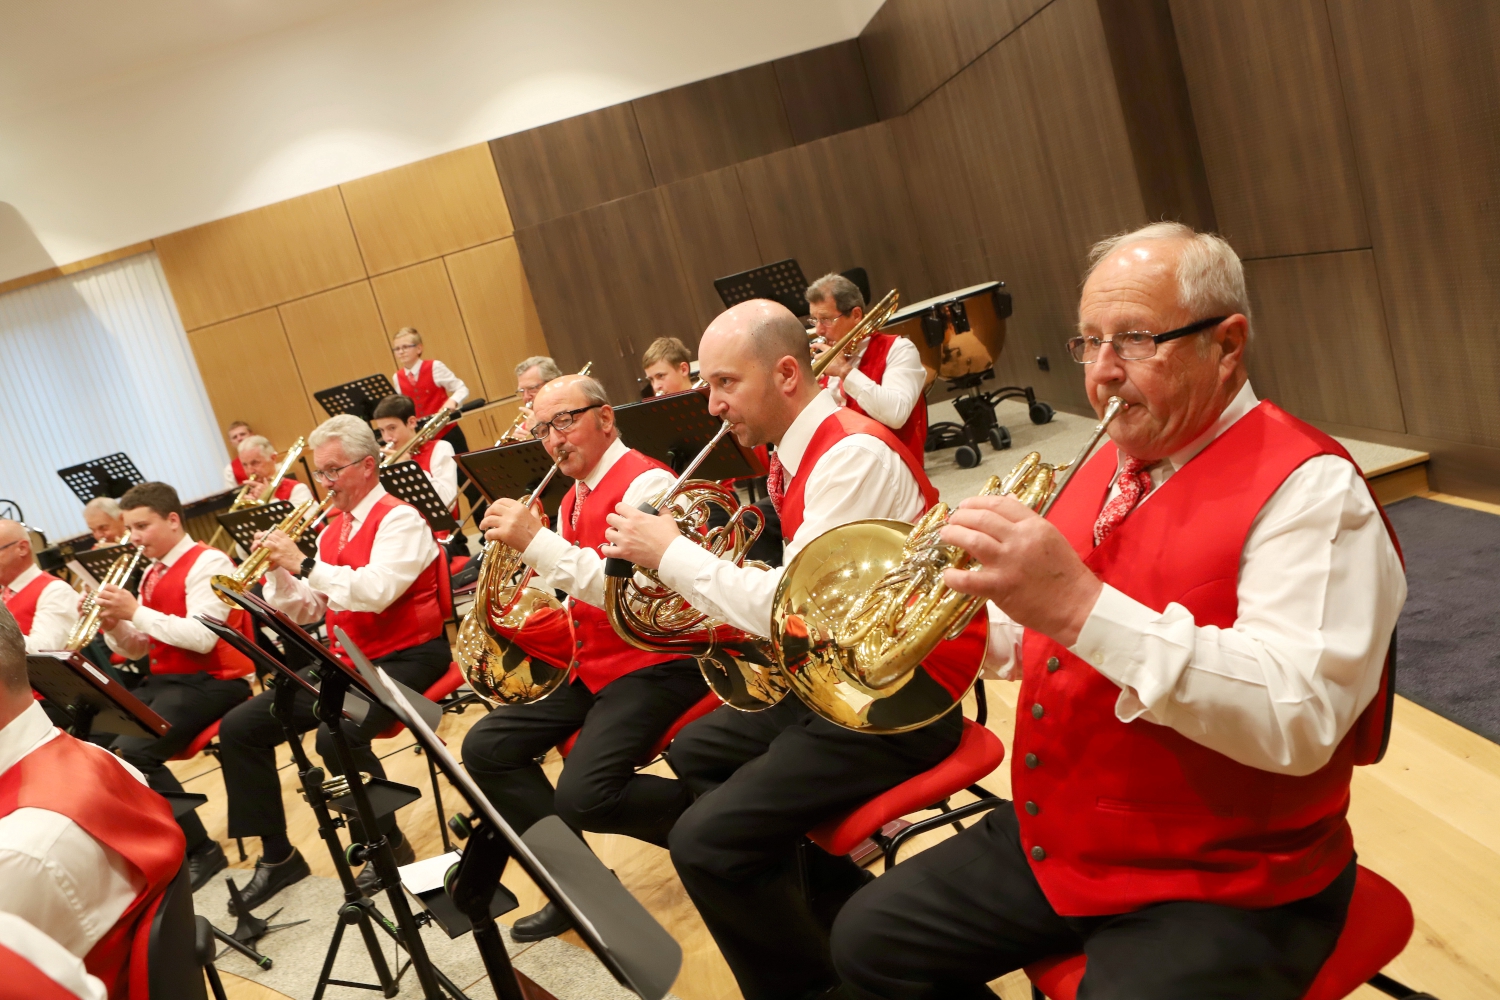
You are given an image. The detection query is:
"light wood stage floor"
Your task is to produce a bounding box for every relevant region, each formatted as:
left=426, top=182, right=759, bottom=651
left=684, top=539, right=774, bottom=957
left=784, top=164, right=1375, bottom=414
left=179, top=492, right=1500, bottom=1000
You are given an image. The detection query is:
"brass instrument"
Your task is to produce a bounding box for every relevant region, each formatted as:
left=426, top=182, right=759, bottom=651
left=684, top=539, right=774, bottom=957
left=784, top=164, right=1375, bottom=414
left=498, top=362, right=594, bottom=444
left=209, top=437, right=306, bottom=550
left=454, top=462, right=571, bottom=705
left=809, top=289, right=901, bottom=378
left=211, top=491, right=338, bottom=604
left=604, top=422, right=790, bottom=711
left=383, top=412, right=455, bottom=467
left=769, top=396, right=1128, bottom=733
left=63, top=544, right=144, bottom=651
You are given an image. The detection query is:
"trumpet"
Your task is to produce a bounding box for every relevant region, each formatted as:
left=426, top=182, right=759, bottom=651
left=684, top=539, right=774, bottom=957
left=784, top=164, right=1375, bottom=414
left=454, top=462, right=571, bottom=705
left=498, top=362, right=594, bottom=444
left=769, top=396, right=1128, bottom=733
left=383, top=410, right=455, bottom=467
left=211, top=491, right=337, bottom=604
left=210, top=437, right=306, bottom=550
left=64, top=543, right=144, bottom=651
left=809, top=289, right=900, bottom=378
left=603, top=422, right=789, bottom=711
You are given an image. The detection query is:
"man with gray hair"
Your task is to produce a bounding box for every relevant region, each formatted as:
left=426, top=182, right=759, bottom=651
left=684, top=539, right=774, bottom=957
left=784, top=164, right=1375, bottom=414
left=236, top=435, right=312, bottom=507
left=82, top=497, right=128, bottom=545
left=216, top=413, right=448, bottom=911
left=806, top=272, right=928, bottom=458
left=831, top=223, right=1405, bottom=999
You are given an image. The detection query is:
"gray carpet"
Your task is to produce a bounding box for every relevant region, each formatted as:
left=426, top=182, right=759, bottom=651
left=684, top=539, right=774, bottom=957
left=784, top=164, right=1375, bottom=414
left=1384, top=496, right=1500, bottom=744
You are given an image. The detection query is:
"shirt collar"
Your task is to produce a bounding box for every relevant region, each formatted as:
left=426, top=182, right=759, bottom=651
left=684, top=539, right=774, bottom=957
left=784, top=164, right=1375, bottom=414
left=156, top=533, right=197, bottom=568
left=405, top=360, right=423, bottom=377
left=775, top=390, right=842, bottom=477
left=1126, top=380, right=1259, bottom=484
left=346, top=484, right=388, bottom=525
left=583, top=437, right=629, bottom=490
left=0, top=701, right=57, bottom=777
left=8, top=564, right=42, bottom=591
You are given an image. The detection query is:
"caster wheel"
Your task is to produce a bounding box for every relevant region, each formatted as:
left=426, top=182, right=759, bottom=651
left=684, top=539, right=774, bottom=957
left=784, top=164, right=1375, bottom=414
left=989, top=426, right=1011, bottom=451
left=1030, top=401, right=1055, bottom=425
left=955, top=445, right=981, bottom=469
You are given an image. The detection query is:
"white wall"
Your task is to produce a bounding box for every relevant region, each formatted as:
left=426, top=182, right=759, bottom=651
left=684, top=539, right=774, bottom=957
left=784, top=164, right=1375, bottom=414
left=0, top=0, right=882, bottom=283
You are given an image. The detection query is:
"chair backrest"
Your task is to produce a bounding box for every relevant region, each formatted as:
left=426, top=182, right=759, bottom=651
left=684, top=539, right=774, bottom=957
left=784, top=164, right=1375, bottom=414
left=435, top=545, right=454, bottom=621
left=145, top=863, right=208, bottom=1000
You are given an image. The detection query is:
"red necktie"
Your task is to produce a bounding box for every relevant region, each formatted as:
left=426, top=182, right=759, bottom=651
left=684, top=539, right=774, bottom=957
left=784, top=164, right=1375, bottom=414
left=765, top=453, right=786, bottom=518
left=570, top=482, right=590, bottom=534
left=141, top=563, right=163, bottom=605
left=1093, top=456, right=1154, bottom=547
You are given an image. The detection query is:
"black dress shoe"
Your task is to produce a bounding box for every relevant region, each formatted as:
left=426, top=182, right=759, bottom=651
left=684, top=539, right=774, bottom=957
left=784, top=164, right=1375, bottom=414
left=231, top=849, right=311, bottom=915
left=355, top=829, right=417, bottom=897
left=188, top=840, right=228, bottom=892
left=510, top=901, right=573, bottom=942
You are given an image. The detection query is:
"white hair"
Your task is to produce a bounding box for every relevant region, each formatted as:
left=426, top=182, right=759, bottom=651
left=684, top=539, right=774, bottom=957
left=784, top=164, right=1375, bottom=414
left=1086, top=222, right=1253, bottom=340
left=309, top=414, right=382, bottom=462
left=83, top=496, right=121, bottom=518
left=237, top=434, right=276, bottom=459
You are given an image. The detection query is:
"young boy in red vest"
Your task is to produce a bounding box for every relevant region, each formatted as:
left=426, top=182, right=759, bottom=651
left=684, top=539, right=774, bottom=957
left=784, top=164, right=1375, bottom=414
left=470, top=373, right=711, bottom=942
left=602, top=300, right=984, bottom=1000
left=0, top=519, right=78, bottom=654
left=217, top=415, right=450, bottom=912
left=391, top=327, right=470, bottom=454
left=94, top=482, right=255, bottom=890
left=0, top=604, right=183, bottom=1000
left=641, top=336, right=696, bottom=396
left=830, top=225, right=1407, bottom=1000
left=370, top=394, right=465, bottom=557
left=808, top=273, right=929, bottom=462
left=221, top=420, right=254, bottom=489
left=236, top=436, right=312, bottom=507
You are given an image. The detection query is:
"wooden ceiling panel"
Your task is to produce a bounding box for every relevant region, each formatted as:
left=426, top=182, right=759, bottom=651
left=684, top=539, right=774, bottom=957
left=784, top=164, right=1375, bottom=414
left=633, top=63, right=794, bottom=185
left=444, top=237, right=551, bottom=404
left=277, top=281, right=393, bottom=418
left=185, top=308, right=316, bottom=455
left=659, top=166, right=764, bottom=336
left=773, top=41, right=878, bottom=146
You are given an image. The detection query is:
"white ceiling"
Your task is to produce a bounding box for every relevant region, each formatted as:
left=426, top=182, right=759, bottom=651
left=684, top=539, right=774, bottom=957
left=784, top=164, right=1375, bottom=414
left=0, top=0, right=883, bottom=282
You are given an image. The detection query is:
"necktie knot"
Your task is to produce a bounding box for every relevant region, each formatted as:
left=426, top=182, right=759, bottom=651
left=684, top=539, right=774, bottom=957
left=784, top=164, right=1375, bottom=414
left=1092, top=456, right=1156, bottom=547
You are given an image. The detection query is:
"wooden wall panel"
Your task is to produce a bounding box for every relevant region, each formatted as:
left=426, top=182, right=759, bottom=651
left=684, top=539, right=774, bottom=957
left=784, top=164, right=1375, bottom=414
left=277, top=282, right=392, bottom=415
left=341, top=144, right=513, bottom=276
left=185, top=309, right=316, bottom=453
left=1243, top=251, right=1404, bottom=432
left=368, top=259, right=485, bottom=402
left=154, top=187, right=366, bottom=330
left=488, top=104, right=655, bottom=230
left=1327, top=0, right=1500, bottom=448
left=513, top=190, right=697, bottom=403
left=633, top=64, right=794, bottom=186
left=773, top=41, right=879, bottom=146
left=444, top=238, right=551, bottom=404
left=736, top=122, right=934, bottom=310
left=1171, top=0, right=1369, bottom=258
left=659, top=167, right=764, bottom=336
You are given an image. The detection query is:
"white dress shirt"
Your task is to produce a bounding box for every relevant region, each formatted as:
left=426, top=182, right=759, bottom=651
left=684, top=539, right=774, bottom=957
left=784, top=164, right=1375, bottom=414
left=521, top=437, right=675, bottom=609
left=5, top=565, right=79, bottom=654
left=425, top=439, right=459, bottom=508
left=104, top=534, right=233, bottom=660
left=0, top=701, right=146, bottom=959
left=396, top=359, right=469, bottom=408
left=282, top=480, right=314, bottom=509
left=264, top=484, right=439, bottom=624
left=658, top=390, right=928, bottom=638
left=0, top=913, right=107, bottom=1000
left=982, top=381, right=1406, bottom=776
left=827, top=334, right=926, bottom=430
left=221, top=462, right=239, bottom=490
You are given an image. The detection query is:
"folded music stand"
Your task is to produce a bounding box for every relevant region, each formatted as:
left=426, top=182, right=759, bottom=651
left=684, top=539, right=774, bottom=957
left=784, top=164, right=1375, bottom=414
left=215, top=502, right=317, bottom=559
left=314, top=374, right=398, bottom=422
left=456, top=440, right=569, bottom=525
left=26, top=652, right=169, bottom=740
left=344, top=628, right=683, bottom=1000
left=612, top=392, right=765, bottom=481
left=714, top=258, right=810, bottom=317
left=380, top=461, right=459, bottom=534
left=57, top=453, right=145, bottom=503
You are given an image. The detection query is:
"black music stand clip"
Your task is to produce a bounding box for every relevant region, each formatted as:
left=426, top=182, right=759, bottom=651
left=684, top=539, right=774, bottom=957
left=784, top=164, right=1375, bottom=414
left=315, top=374, right=398, bottom=422
left=57, top=453, right=145, bottom=503
left=380, top=461, right=459, bottom=534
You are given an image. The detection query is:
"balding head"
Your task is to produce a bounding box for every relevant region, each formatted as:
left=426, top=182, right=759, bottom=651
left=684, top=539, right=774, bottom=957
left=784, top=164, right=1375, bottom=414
left=701, top=299, right=812, bottom=377
left=698, top=299, right=821, bottom=448
left=530, top=374, right=617, bottom=480
left=0, top=520, right=34, bottom=588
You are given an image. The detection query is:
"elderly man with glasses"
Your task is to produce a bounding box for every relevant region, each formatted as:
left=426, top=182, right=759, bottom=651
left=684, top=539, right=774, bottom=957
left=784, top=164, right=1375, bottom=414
left=215, top=414, right=449, bottom=912
left=829, top=223, right=1407, bottom=1000
left=462, top=373, right=710, bottom=943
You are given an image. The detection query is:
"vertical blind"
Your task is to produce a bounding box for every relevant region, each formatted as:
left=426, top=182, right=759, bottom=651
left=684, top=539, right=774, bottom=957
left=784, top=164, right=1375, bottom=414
left=0, top=251, right=225, bottom=539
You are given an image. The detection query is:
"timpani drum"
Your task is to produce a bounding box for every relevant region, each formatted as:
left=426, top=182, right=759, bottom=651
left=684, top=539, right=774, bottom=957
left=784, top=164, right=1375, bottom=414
left=883, top=281, right=1014, bottom=389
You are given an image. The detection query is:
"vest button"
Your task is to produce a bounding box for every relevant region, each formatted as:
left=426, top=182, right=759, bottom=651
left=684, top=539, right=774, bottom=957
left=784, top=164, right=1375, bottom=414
left=1024, top=800, right=1039, bottom=815
left=1046, top=656, right=1060, bottom=672
left=1031, top=703, right=1044, bottom=719
left=1025, top=753, right=1039, bottom=768
left=570, top=660, right=579, bottom=668
left=576, top=639, right=584, bottom=648
left=1031, top=845, right=1046, bottom=861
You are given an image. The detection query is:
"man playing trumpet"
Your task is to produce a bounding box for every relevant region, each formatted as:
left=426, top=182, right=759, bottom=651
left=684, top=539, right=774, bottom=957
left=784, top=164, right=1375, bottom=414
left=236, top=436, right=313, bottom=507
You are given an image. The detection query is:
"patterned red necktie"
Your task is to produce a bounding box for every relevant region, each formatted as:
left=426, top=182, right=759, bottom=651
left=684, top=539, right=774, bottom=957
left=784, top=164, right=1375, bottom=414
left=570, top=481, right=590, bottom=534
left=1093, top=456, right=1155, bottom=547
left=141, top=562, right=163, bottom=604
left=765, top=453, right=786, bottom=518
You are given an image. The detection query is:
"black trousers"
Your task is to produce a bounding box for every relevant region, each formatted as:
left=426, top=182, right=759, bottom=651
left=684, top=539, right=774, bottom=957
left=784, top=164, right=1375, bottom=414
left=831, top=806, right=1357, bottom=1000
left=460, top=660, right=708, bottom=847
left=111, top=671, right=252, bottom=851
left=666, top=696, right=962, bottom=1000
left=217, top=637, right=450, bottom=841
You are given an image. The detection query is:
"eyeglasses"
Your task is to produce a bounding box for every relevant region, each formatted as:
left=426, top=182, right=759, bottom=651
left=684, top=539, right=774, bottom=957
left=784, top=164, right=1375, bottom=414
left=530, top=404, right=603, bottom=440
left=392, top=343, right=421, bottom=352
left=313, top=460, right=362, bottom=484
left=1066, top=316, right=1227, bottom=364
left=807, top=312, right=848, bottom=330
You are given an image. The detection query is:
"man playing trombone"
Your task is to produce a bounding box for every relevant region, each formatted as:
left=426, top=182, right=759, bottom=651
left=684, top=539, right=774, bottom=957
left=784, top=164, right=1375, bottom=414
left=237, top=436, right=313, bottom=507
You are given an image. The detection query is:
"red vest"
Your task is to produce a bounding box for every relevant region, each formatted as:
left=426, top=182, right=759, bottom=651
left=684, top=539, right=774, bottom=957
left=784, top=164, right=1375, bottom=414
left=230, top=457, right=248, bottom=484
left=320, top=494, right=445, bottom=664
left=0, top=944, right=83, bottom=1000
left=397, top=360, right=448, bottom=418
left=780, top=407, right=940, bottom=540
left=272, top=478, right=299, bottom=503
left=558, top=449, right=680, bottom=692
left=822, top=333, right=928, bottom=461
left=142, top=546, right=253, bottom=680
left=0, top=730, right=184, bottom=1000
left=1014, top=401, right=1399, bottom=916
left=3, top=572, right=60, bottom=635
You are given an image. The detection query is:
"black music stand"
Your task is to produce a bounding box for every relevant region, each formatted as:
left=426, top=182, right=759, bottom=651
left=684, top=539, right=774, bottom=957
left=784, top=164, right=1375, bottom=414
left=344, top=628, right=683, bottom=1000
left=26, top=652, right=168, bottom=741
left=71, top=543, right=142, bottom=591
left=456, top=441, right=569, bottom=525
left=206, top=590, right=463, bottom=1000
left=612, top=393, right=765, bottom=481
left=183, top=487, right=241, bottom=520
left=215, top=502, right=317, bottom=559
left=380, top=461, right=459, bottom=534
left=314, top=374, right=398, bottom=422
left=714, top=258, right=810, bottom=316
left=57, top=453, right=145, bottom=503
